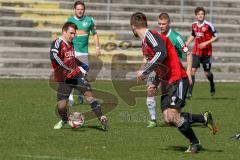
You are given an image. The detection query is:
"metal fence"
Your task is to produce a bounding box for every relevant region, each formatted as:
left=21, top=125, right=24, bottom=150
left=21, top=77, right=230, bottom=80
left=106, top=0, right=214, bottom=23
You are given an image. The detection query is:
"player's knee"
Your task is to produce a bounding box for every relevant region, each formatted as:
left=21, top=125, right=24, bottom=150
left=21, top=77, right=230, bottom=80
left=57, top=100, right=67, bottom=109
left=163, top=110, right=173, bottom=124
left=191, top=68, right=197, bottom=74
left=147, top=86, right=156, bottom=96
left=204, top=71, right=212, bottom=77
left=84, top=91, right=94, bottom=103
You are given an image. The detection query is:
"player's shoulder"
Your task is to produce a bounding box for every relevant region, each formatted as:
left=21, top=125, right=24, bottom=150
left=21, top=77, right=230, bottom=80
left=192, top=21, right=198, bottom=26
left=66, top=16, right=75, bottom=22
left=149, top=29, right=168, bottom=41
left=204, top=20, right=216, bottom=29
left=169, top=29, right=180, bottom=36
left=84, top=16, right=95, bottom=22
left=51, top=38, right=62, bottom=48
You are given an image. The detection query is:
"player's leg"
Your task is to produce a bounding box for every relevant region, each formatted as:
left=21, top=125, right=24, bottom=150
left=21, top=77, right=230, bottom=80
left=54, top=82, right=73, bottom=129
left=202, top=56, right=215, bottom=96
left=161, top=78, right=201, bottom=153
left=75, top=77, right=108, bottom=130
left=163, top=108, right=202, bottom=153
left=181, top=111, right=217, bottom=135
left=146, top=72, right=157, bottom=128
left=187, top=55, right=200, bottom=98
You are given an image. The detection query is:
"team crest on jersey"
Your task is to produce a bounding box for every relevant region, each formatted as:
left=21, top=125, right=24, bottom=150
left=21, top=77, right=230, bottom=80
left=82, top=22, right=88, bottom=27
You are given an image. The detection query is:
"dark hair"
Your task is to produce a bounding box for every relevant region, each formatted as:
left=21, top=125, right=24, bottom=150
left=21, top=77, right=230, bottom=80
left=158, top=12, right=170, bottom=22
left=74, top=1, right=85, bottom=9
left=195, top=7, right=205, bottom=15
left=130, top=12, right=148, bottom=28
left=62, top=22, right=77, bottom=32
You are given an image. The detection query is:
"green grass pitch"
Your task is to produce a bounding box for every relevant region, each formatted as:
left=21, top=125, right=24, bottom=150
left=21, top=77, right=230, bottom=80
left=0, top=79, right=240, bottom=160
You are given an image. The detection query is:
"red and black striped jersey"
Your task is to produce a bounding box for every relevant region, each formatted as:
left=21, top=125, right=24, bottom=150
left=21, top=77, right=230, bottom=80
left=191, top=20, right=218, bottom=56
left=142, top=29, right=187, bottom=84
left=50, top=37, right=77, bottom=82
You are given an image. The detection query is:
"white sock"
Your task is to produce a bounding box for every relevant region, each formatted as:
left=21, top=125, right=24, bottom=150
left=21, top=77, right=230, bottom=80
left=69, top=93, right=74, bottom=102
left=68, top=91, right=74, bottom=108
left=146, top=96, right=156, bottom=120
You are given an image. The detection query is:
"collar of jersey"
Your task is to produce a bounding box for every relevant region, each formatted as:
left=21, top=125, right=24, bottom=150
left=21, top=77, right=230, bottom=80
left=74, top=16, right=85, bottom=21
left=166, top=28, right=172, bottom=37
left=143, top=29, right=149, bottom=42
left=59, top=37, right=69, bottom=46
left=197, top=20, right=206, bottom=28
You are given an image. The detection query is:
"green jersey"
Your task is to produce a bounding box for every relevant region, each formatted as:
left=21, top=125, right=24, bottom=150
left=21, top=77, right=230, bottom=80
left=67, top=16, right=97, bottom=55
left=166, top=28, right=188, bottom=61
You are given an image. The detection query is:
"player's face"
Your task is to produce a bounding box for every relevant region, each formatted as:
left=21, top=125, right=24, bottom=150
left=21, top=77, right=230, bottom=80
left=75, top=4, right=85, bottom=18
left=131, top=25, right=139, bottom=38
left=196, top=11, right=205, bottom=22
left=64, top=27, right=76, bottom=43
left=158, top=19, right=170, bottom=34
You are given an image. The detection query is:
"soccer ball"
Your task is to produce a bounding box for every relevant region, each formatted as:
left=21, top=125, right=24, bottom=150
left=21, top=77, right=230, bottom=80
left=68, top=112, right=85, bottom=129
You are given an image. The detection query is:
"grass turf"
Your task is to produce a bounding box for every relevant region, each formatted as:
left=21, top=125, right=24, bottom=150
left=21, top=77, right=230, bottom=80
left=0, top=79, right=240, bottom=160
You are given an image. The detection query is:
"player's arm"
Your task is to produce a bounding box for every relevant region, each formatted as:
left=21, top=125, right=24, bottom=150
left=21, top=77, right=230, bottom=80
left=185, top=26, right=195, bottom=46
left=91, top=18, right=101, bottom=57
left=50, top=40, right=72, bottom=72
left=176, top=36, right=193, bottom=84
left=185, top=35, right=195, bottom=46
left=141, top=31, right=167, bottom=76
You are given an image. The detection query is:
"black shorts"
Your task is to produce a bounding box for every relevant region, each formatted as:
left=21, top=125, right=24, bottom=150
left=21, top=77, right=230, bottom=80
left=192, top=55, right=212, bottom=71
left=161, top=78, right=189, bottom=111
left=57, top=77, right=92, bottom=101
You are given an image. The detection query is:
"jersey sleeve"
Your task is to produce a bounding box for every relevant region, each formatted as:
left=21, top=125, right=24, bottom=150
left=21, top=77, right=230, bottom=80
left=50, top=39, right=71, bottom=71
left=176, top=35, right=191, bottom=55
left=142, top=31, right=167, bottom=75
left=208, top=23, right=218, bottom=37
left=66, top=17, right=73, bottom=23
left=90, top=17, right=97, bottom=35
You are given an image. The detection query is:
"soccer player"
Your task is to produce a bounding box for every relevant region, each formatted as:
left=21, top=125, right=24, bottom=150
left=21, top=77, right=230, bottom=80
left=186, top=7, right=219, bottom=97
left=67, top=1, right=101, bottom=106
left=145, top=12, right=193, bottom=128
left=130, top=12, right=216, bottom=153
left=50, top=22, right=108, bottom=130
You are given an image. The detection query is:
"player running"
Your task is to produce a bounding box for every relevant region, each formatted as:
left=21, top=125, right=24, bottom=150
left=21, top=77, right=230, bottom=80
left=50, top=22, right=107, bottom=130
left=186, top=7, right=219, bottom=97
left=145, top=12, right=193, bottom=128
left=130, top=12, right=216, bottom=153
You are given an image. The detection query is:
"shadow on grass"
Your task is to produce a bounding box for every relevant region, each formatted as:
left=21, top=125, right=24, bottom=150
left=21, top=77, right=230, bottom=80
left=193, top=97, right=236, bottom=100
left=61, top=125, right=107, bottom=132
left=83, top=125, right=106, bottom=131
left=162, top=145, right=224, bottom=153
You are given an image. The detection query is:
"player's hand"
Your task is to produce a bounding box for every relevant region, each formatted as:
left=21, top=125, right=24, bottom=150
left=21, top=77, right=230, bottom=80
left=198, top=42, right=208, bottom=49
left=136, top=70, right=146, bottom=81
left=67, top=67, right=81, bottom=79
left=96, top=47, right=101, bottom=57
